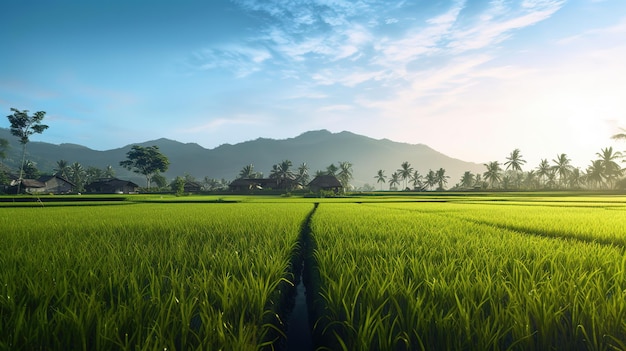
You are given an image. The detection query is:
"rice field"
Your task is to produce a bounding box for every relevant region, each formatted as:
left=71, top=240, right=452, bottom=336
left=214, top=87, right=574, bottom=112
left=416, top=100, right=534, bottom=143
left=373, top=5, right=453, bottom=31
left=1, top=194, right=626, bottom=350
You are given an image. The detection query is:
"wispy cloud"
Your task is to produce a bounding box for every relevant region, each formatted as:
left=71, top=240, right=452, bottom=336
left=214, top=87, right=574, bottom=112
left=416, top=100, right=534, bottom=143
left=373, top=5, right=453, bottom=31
left=179, top=115, right=265, bottom=134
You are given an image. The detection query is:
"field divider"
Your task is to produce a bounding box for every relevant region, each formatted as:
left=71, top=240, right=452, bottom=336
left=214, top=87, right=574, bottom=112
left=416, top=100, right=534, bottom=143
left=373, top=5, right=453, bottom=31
left=282, top=203, right=318, bottom=351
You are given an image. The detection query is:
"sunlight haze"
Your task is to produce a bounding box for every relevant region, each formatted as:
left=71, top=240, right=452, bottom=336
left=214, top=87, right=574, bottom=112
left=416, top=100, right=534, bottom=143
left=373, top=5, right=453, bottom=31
left=2, top=0, right=625, bottom=169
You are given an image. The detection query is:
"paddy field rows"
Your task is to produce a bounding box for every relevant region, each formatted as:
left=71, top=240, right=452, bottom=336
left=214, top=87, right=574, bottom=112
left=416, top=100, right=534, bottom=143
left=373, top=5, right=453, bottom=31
left=1, top=195, right=625, bottom=350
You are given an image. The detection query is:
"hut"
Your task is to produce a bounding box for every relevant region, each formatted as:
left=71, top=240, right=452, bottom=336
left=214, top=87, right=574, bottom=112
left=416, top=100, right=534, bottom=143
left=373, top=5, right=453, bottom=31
left=85, top=178, right=139, bottom=194
left=308, top=175, right=343, bottom=193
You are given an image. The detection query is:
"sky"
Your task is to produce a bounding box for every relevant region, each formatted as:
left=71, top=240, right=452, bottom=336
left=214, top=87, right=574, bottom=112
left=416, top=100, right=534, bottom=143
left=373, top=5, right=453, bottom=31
left=2, top=0, right=626, bottom=169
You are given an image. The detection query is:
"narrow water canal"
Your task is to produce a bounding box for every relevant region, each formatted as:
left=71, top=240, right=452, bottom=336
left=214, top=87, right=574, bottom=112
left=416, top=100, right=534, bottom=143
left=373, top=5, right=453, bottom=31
left=285, top=203, right=317, bottom=351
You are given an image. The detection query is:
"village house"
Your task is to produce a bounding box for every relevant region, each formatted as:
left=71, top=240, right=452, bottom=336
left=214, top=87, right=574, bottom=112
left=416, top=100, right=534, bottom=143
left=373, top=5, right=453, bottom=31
left=308, top=175, right=343, bottom=193
left=85, top=178, right=139, bottom=194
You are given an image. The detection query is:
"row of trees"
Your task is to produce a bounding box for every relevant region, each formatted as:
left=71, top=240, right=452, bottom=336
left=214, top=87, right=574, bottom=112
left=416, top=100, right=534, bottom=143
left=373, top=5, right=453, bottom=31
left=469, top=146, right=624, bottom=190
left=237, top=160, right=354, bottom=189
left=375, top=162, right=450, bottom=191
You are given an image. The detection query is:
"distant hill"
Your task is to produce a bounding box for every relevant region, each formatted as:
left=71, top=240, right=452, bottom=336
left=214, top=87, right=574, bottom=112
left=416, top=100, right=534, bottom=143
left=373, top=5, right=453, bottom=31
left=0, top=128, right=484, bottom=188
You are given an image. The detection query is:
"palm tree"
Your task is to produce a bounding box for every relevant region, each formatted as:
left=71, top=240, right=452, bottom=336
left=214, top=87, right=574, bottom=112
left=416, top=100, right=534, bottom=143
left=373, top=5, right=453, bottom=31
left=411, top=170, right=423, bottom=190
left=239, top=164, right=256, bottom=179
left=568, top=168, right=585, bottom=189
left=611, top=127, right=626, bottom=141
left=435, top=168, right=449, bottom=190
left=397, top=161, right=413, bottom=190
left=551, top=153, right=572, bottom=188
left=524, top=170, right=538, bottom=190
left=460, top=171, right=475, bottom=189
left=425, top=170, right=437, bottom=190
left=586, top=160, right=605, bottom=189
left=389, top=172, right=400, bottom=190
left=54, top=160, right=70, bottom=179
left=504, top=149, right=526, bottom=172
left=374, top=170, right=386, bottom=190
left=104, top=165, right=115, bottom=178
left=296, top=163, right=310, bottom=185
left=270, top=160, right=295, bottom=182
left=596, top=147, right=622, bottom=188
left=337, top=161, right=353, bottom=190
left=69, top=162, right=85, bottom=192
left=326, top=163, right=338, bottom=176
left=483, top=161, right=502, bottom=189
left=536, top=159, right=551, bottom=188
left=474, top=174, right=484, bottom=189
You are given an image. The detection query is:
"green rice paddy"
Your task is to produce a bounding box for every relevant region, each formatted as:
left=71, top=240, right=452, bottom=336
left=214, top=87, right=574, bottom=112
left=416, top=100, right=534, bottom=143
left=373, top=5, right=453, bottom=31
left=1, top=194, right=625, bottom=350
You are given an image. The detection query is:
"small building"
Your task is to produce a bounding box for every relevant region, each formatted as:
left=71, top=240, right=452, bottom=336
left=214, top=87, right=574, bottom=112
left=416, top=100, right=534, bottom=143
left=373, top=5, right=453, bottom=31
left=184, top=180, right=203, bottom=193
left=85, top=178, right=139, bottom=194
left=8, top=175, right=75, bottom=194
left=229, top=178, right=280, bottom=191
left=37, top=175, right=75, bottom=194
left=308, top=175, right=343, bottom=193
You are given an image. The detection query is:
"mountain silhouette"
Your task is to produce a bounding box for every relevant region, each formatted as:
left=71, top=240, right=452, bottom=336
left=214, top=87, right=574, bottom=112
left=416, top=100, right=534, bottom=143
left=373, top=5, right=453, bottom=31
left=0, top=128, right=483, bottom=188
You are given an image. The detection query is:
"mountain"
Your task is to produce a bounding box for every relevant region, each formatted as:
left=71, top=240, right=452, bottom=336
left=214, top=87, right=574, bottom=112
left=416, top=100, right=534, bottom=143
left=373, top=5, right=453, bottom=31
left=0, top=128, right=484, bottom=188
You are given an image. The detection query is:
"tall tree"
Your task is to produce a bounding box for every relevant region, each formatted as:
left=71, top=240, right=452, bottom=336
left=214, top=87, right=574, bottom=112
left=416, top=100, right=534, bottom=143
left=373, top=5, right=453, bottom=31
left=69, top=162, right=85, bottom=192
left=374, top=170, right=386, bottom=190
left=104, top=165, right=116, bottom=178
left=504, top=148, right=526, bottom=172
left=269, top=160, right=295, bottom=185
left=397, top=161, right=413, bottom=190
left=296, top=163, right=310, bottom=185
left=239, top=164, right=256, bottom=179
left=483, top=161, right=502, bottom=189
left=7, top=108, right=48, bottom=193
left=337, top=161, right=353, bottom=190
left=21, top=160, right=39, bottom=179
left=326, top=163, right=338, bottom=176
left=119, top=145, right=170, bottom=189
left=596, top=147, right=622, bottom=188
left=435, top=168, right=449, bottom=190
left=536, top=159, right=551, bottom=188
left=389, top=172, right=400, bottom=190
left=551, top=153, right=572, bottom=188
left=425, top=170, right=437, bottom=190
left=54, top=160, right=70, bottom=179
left=460, top=171, right=475, bottom=189
left=586, top=160, right=605, bottom=190
left=411, top=170, right=423, bottom=190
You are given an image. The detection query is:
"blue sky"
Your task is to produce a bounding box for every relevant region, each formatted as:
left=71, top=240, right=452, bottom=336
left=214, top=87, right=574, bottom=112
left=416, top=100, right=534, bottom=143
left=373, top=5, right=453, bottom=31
left=2, top=0, right=625, bottom=168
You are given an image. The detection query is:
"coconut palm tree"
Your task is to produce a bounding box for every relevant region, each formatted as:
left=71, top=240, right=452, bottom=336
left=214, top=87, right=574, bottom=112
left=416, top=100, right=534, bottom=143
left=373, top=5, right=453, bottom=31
left=568, top=168, right=585, bottom=190
left=460, top=171, right=475, bottom=189
left=296, top=163, right=310, bottom=185
left=326, top=163, right=338, bottom=176
left=524, top=170, right=538, bottom=190
left=536, top=159, right=551, bottom=188
left=551, top=154, right=572, bottom=188
left=483, top=161, right=502, bottom=189
left=586, top=159, right=605, bottom=189
left=504, top=148, right=526, bottom=172
left=435, top=168, right=449, bottom=190
left=611, top=127, right=626, bottom=141
left=374, top=170, right=386, bottom=190
left=397, top=161, right=413, bottom=190
left=69, top=162, right=86, bottom=192
left=269, top=160, right=294, bottom=182
left=596, top=147, right=622, bottom=188
left=411, top=170, right=424, bottom=190
left=337, top=161, right=353, bottom=189
left=104, top=165, right=115, bottom=178
left=389, top=172, right=400, bottom=190
left=54, top=160, right=70, bottom=179
left=425, top=170, right=437, bottom=190
left=239, top=164, right=256, bottom=179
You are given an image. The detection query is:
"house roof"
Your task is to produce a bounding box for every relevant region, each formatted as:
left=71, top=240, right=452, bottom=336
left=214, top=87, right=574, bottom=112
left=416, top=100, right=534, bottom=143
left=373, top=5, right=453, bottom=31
left=86, top=178, right=139, bottom=188
left=38, top=174, right=76, bottom=186
left=308, top=175, right=342, bottom=188
left=20, top=179, right=46, bottom=188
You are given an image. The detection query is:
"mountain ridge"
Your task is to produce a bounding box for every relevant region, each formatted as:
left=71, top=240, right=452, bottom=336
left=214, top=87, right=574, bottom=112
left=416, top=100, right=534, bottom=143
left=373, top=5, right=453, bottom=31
left=0, top=128, right=484, bottom=188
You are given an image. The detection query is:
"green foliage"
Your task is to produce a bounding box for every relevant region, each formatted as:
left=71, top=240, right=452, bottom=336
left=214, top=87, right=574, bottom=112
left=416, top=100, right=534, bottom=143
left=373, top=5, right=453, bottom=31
left=0, top=203, right=313, bottom=350
left=6, top=108, right=48, bottom=145
left=119, top=145, right=169, bottom=189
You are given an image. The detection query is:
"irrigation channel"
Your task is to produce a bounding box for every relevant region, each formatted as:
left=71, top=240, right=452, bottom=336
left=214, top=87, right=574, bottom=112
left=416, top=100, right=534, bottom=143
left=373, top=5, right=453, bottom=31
left=283, top=203, right=318, bottom=351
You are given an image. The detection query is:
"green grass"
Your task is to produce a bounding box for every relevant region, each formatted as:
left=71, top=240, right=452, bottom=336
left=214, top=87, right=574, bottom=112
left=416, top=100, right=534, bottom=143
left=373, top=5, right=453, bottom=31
left=2, top=193, right=626, bottom=350
left=0, top=202, right=313, bottom=350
